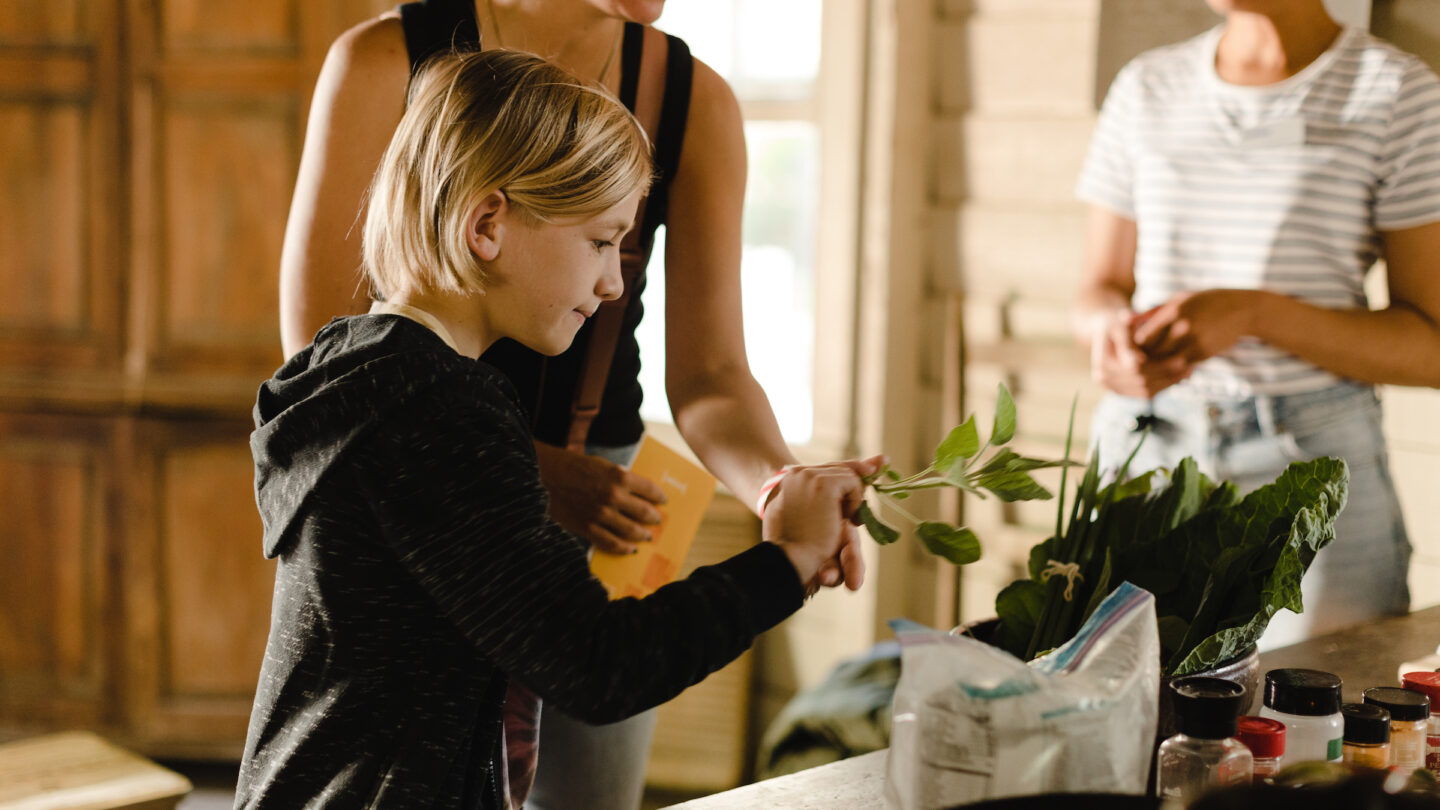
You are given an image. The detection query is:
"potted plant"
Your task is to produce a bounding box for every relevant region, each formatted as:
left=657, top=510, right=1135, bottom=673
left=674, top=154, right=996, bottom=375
left=860, top=388, right=1349, bottom=703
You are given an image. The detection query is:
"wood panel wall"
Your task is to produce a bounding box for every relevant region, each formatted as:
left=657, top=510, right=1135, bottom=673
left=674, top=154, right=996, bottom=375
left=0, top=0, right=391, bottom=759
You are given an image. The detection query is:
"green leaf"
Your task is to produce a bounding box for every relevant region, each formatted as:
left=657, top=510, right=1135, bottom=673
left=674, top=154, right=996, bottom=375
left=974, top=469, right=1052, bottom=502
left=1079, top=548, right=1114, bottom=626
left=1027, top=537, right=1057, bottom=581
left=976, top=448, right=1021, bottom=476
left=1161, top=457, right=1349, bottom=674
left=992, top=383, right=1017, bottom=445
left=884, top=468, right=901, bottom=482
left=856, top=501, right=900, bottom=545
left=993, top=579, right=1048, bottom=659
left=916, top=521, right=982, bottom=565
left=934, top=416, right=979, bottom=471
left=1156, top=615, right=1190, bottom=660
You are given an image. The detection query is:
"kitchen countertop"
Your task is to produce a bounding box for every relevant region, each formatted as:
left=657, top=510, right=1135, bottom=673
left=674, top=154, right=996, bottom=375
left=660, top=605, right=1440, bottom=810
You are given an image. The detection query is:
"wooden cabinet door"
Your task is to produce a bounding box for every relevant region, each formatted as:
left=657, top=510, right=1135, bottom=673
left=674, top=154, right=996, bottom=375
left=116, top=417, right=273, bottom=759
left=0, top=0, right=397, bottom=756
left=0, top=413, right=116, bottom=733
left=0, top=2, right=125, bottom=380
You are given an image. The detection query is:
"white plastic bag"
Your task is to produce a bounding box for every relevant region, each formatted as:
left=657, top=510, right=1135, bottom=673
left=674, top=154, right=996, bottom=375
left=884, top=582, right=1160, bottom=809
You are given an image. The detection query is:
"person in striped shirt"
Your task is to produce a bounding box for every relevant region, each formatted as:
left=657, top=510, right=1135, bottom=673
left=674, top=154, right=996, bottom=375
left=1073, top=0, right=1440, bottom=648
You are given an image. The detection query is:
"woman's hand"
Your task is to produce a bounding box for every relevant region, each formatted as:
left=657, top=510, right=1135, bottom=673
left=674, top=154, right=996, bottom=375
left=1090, top=308, right=1192, bottom=398
left=1132, top=289, right=1256, bottom=366
left=763, top=456, right=884, bottom=594
left=534, top=442, right=666, bottom=555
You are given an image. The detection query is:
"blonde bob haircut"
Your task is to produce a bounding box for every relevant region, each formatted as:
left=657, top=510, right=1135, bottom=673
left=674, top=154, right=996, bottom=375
left=362, top=48, right=652, bottom=299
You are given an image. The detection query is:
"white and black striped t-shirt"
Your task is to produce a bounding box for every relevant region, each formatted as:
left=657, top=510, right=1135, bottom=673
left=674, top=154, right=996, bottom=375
left=1078, top=25, right=1440, bottom=397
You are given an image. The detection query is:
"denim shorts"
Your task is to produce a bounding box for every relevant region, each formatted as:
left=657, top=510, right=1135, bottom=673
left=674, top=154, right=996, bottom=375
left=1090, top=383, right=1412, bottom=649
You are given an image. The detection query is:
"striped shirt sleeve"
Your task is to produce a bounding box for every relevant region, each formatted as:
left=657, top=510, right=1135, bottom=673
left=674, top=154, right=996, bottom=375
left=1376, top=58, right=1440, bottom=230
left=1077, top=61, right=1142, bottom=219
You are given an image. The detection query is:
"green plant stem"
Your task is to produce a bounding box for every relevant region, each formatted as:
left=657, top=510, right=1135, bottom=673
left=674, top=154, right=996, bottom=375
left=875, top=493, right=924, bottom=525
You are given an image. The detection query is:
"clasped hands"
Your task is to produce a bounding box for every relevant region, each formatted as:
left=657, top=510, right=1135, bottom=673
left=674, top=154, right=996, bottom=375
left=1092, top=289, right=1253, bottom=398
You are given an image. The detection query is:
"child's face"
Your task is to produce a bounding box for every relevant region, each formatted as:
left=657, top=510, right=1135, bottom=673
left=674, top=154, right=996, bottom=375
left=483, top=193, right=640, bottom=356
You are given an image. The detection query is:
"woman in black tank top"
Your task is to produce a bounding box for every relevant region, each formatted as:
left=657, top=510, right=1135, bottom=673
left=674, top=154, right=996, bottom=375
left=276, top=2, right=864, bottom=809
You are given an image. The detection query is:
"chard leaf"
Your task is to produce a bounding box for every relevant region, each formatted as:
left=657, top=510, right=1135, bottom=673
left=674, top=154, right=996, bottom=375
left=975, top=470, right=1052, bottom=502
left=994, top=579, right=1047, bottom=659
left=916, top=521, right=981, bottom=565
left=935, top=416, right=979, bottom=471
left=992, top=383, right=1017, bottom=445
left=1164, top=458, right=1348, bottom=674
left=1156, top=615, right=1190, bottom=659
left=1028, top=535, right=1059, bottom=581
left=856, top=501, right=900, bottom=545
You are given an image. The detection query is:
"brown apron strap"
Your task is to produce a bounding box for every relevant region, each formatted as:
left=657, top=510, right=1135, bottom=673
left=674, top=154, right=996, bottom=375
left=565, top=26, right=670, bottom=452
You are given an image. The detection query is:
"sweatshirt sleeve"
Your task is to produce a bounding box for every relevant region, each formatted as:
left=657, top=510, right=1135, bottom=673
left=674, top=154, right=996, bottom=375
left=356, top=375, right=804, bottom=724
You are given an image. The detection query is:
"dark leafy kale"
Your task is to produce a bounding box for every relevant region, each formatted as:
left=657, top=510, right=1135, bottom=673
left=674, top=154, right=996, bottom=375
left=993, top=449, right=1348, bottom=675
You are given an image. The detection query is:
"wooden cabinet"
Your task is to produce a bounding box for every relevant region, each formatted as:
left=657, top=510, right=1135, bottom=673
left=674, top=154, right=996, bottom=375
left=0, top=0, right=390, bottom=759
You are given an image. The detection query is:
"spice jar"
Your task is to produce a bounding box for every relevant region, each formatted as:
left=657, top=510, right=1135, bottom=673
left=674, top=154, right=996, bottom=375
left=1363, top=686, right=1429, bottom=775
left=1157, top=677, right=1253, bottom=802
left=1342, top=703, right=1391, bottom=768
left=1259, top=668, right=1343, bottom=764
left=1236, top=716, right=1285, bottom=783
left=1400, top=671, right=1440, bottom=779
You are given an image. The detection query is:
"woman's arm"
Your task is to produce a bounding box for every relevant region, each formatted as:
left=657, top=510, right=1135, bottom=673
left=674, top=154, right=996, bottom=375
left=661, top=58, right=796, bottom=512
left=1074, top=205, right=1191, bottom=397
left=278, top=17, right=410, bottom=358
left=1133, top=221, right=1440, bottom=388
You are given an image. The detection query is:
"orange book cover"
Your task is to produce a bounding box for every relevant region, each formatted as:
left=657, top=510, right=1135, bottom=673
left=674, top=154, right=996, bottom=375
left=590, top=434, right=717, bottom=600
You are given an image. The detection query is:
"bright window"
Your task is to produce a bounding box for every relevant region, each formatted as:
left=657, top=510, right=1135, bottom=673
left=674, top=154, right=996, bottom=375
left=638, top=0, right=825, bottom=443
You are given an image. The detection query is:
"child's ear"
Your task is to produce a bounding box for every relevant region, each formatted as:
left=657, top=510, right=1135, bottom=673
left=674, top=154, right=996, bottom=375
left=464, top=190, right=507, bottom=262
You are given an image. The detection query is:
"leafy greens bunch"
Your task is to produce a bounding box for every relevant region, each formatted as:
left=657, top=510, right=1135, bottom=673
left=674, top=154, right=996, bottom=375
left=992, top=443, right=1349, bottom=675
left=855, top=383, right=1073, bottom=567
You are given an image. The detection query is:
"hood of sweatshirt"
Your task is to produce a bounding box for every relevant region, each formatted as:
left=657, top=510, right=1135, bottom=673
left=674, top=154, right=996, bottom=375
left=250, top=315, right=470, bottom=559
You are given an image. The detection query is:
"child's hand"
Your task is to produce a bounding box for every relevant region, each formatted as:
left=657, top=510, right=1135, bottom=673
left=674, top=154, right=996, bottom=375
left=534, top=442, right=666, bottom=554
left=763, top=456, right=883, bottom=594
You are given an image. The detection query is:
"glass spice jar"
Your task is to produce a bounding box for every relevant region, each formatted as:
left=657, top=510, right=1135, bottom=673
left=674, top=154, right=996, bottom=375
left=1158, top=677, right=1253, bottom=802
left=1363, top=686, right=1429, bottom=775
left=1400, top=671, right=1440, bottom=780
left=1236, top=716, right=1286, bottom=783
left=1341, top=703, right=1391, bottom=769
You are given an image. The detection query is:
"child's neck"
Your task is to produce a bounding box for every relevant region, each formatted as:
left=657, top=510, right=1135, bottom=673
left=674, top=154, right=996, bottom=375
left=373, top=291, right=490, bottom=359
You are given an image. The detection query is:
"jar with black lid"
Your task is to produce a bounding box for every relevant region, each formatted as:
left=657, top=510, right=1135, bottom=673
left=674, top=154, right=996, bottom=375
left=1258, top=668, right=1343, bottom=764
left=1363, top=686, right=1429, bottom=774
left=1341, top=702, right=1391, bottom=768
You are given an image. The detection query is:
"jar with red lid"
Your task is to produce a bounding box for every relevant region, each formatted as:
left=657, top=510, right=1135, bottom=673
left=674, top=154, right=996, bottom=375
left=1400, top=671, right=1440, bottom=779
left=1236, top=716, right=1286, bottom=783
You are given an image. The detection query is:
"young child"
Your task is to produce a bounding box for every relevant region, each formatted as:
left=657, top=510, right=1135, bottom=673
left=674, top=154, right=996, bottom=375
left=234, top=49, right=876, bottom=809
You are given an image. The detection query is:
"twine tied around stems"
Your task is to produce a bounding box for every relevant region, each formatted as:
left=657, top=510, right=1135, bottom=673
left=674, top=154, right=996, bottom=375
left=1040, top=560, right=1084, bottom=601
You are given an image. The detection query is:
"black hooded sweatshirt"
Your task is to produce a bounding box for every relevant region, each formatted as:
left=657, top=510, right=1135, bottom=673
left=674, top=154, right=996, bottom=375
left=235, top=315, right=803, bottom=809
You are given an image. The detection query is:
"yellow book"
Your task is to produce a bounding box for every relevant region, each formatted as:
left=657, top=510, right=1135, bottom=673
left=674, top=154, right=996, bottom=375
left=590, top=434, right=716, bottom=599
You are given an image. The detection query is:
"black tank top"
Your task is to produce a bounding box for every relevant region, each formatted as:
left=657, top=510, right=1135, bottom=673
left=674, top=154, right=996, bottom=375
left=396, top=0, right=693, bottom=447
